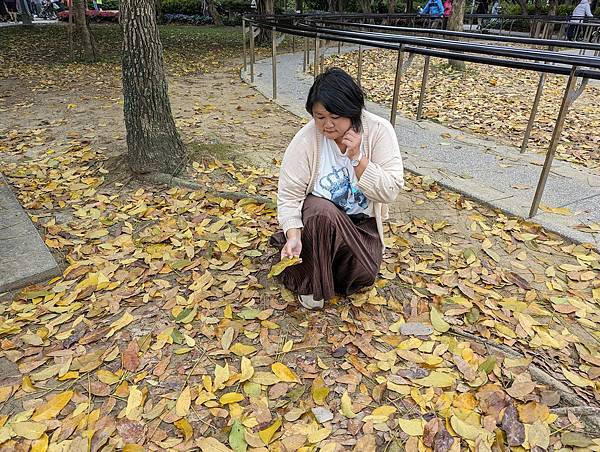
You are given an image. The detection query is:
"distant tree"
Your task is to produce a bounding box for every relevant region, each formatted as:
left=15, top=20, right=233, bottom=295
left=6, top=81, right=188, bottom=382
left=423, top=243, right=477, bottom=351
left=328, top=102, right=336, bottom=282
left=206, top=0, right=223, bottom=25
left=447, top=0, right=466, bottom=70
left=121, top=0, right=187, bottom=175
left=73, top=0, right=96, bottom=60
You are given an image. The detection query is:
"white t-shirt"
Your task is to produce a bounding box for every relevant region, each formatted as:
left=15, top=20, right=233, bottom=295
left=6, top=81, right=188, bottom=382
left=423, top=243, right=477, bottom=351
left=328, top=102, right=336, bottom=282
left=312, top=136, right=373, bottom=217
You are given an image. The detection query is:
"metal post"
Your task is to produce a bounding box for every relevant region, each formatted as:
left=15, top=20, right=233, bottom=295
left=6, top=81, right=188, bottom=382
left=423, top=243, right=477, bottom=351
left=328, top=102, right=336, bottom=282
left=272, top=27, right=277, bottom=100
left=292, top=35, right=295, bottom=53
left=357, top=45, right=363, bottom=86
left=303, top=37, right=308, bottom=73
left=529, top=68, right=578, bottom=217
left=416, top=55, right=430, bottom=121
left=250, top=25, right=255, bottom=83
left=390, top=46, right=405, bottom=126
left=338, top=41, right=341, bottom=54
left=314, top=36, right=320, bottom=79
left=520, top=72, right=546, bottom=153
left=242, top=19, right=247, bottom=72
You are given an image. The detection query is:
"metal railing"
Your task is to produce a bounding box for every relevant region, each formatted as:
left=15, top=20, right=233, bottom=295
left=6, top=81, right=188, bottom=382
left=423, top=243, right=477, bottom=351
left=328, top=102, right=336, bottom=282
left=242, top=14, right=600, bottom=218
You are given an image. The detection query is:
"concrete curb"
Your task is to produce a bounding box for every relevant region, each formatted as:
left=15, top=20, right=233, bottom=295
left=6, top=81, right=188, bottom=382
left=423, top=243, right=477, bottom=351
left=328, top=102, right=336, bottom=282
left=0, top=174, right=61, bottom=294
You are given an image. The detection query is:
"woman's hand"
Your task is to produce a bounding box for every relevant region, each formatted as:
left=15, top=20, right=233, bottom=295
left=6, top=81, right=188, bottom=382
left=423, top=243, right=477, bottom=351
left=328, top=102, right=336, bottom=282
left=342, top=129, right=362, bottom=160
left=281, top=228, right=302, bottom=259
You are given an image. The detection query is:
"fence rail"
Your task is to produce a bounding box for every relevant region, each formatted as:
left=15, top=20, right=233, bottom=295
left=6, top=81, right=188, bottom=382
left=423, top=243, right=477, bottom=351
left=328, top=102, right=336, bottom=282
left=242, top=13, right=600, bottom=217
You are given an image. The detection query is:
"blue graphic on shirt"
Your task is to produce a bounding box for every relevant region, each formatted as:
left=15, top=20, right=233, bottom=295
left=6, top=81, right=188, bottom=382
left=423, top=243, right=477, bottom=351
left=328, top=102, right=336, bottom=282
left=319, top=167, right=368, bottom=212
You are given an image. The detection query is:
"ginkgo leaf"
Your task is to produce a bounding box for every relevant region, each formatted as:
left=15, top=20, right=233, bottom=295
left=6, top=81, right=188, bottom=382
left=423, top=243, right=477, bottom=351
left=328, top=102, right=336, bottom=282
left=12, top=422, right=47, bottom=440
left=230, top=343, right=257, bottom=357
left=214, top=364, right=230, bottom=390
left=272, top=362, right=300, bottom=383
left=105, top=311, right=135, bottom=338
left=229, top=419, right=247, bottom=452
left=31, top=391, right=73, bottom=421
left=239, top=357, right=254, bottom=383
left=412, top=371, right=455, bottom=388
left=340, top=391, right=357, bottom=418
left=430, top=306, right=450, bottom=333
left=197, top=437, right=234, bottom=451
left=176, top=386, right=191, bottom=417
left=220, top=392, right=244, bottom=405
left=175, top=418, right=193, bottom=441
left=561, top=368, right=594, bottom=388
left=268, top=257, right=302, bottom=278
left=398, top=418, right=426, bottom=436
left=258, top=418, right=282, bottom=445
left=281, top=340, right=293, bottom=353
left=311, top=376, right=329, bottom=406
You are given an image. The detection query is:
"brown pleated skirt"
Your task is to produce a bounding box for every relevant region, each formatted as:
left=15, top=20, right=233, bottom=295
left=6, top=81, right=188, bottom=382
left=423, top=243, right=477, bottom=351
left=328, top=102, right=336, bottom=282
left=272, top=195, right=383, bottom=301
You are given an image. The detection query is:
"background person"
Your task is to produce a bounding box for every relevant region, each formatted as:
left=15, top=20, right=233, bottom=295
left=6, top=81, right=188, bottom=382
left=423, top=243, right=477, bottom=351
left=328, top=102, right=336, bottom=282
left=567, top=0, right=594, bottom=41
left=274, top=68, right=404, bottom=310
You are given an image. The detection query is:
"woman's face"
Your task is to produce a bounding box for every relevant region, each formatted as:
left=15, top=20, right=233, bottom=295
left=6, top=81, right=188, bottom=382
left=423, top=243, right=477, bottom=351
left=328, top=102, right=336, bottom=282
left=312, top=102, right=352, bottom=141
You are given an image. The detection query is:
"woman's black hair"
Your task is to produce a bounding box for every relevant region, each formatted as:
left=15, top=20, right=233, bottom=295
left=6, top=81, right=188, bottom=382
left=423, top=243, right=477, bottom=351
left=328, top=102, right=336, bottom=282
left=305, top=67, right=365, bottom=132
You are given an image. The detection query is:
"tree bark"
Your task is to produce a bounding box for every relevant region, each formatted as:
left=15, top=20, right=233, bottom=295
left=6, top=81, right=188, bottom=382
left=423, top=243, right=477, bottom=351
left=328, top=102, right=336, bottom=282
left=447, top=0, right=466, bottom=70
left=257, top=0, right=274, bottom=43
left=206, top=0, right=223, bottom=26
left=121, top=0, right=188, bottom=175
left=73, top=0, right=96, bottom=61
left=516, top=0, right=528, bottom=15
left=359, top=0, right=372, bottom=13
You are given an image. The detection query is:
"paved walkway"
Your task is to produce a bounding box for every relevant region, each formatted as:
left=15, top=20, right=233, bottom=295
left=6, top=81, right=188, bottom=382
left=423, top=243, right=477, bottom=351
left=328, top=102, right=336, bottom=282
left=241, top=45, right=600, bottom=249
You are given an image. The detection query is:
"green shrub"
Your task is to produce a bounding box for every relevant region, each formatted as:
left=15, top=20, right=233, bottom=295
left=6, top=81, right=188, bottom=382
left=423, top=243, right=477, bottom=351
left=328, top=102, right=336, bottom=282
left=595, top=6, right=600, bottom=16
left=102, top=0, right=119, bottom=9
left=162, top=0, right=202, bottom=15
left=556, top=4, right=574, bottom=15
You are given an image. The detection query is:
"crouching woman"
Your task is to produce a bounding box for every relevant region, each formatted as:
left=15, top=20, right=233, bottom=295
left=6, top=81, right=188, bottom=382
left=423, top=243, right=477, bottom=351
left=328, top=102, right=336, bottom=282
left=275, top=67, right=404, bottom=309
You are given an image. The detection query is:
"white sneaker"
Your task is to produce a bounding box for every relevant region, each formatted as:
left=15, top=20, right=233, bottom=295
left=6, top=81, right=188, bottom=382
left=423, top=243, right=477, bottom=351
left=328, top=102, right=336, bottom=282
left=298, top=294, right=324, bottom=310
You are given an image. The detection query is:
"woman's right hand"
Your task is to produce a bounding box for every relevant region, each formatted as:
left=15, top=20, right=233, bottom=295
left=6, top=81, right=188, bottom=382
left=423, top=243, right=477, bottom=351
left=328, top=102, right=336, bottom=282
left=281, top=228, right=302, bottom=259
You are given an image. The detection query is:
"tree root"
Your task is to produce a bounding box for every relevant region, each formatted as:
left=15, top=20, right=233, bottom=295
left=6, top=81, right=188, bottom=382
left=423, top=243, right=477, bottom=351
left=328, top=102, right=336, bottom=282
left=449, top=329, right=586, bottom=407
left=138, top=172, right=274, bottom=206
left=449, top=329, right=600, bottom=432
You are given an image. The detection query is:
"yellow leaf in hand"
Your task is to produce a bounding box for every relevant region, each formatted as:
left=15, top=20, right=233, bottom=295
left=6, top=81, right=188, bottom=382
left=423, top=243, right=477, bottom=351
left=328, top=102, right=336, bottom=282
left=268, top=257, right=302, bottom=278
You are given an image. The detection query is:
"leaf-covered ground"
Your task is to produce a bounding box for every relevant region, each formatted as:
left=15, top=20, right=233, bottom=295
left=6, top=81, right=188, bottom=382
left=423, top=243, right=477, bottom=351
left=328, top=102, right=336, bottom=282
left=1, top=24, right=599, bottom=451
left=324, top=50, right=600, bottom=173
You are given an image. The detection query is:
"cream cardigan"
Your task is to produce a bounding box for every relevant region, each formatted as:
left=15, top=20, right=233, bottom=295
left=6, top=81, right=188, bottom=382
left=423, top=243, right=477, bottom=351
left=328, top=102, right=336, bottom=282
left=277, top=110, right=404, bottom=246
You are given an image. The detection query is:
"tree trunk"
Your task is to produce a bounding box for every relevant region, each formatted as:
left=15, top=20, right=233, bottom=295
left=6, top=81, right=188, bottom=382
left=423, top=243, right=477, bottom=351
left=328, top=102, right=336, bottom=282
left=516, top=0, right=528, bottom=15
left=73, top=0, right=96, bottom=61
left=447, top=0, right=466, bottom=70
left=206, top=0, right=223, bottom=25
left=548, top=0, right=557, bottom=15
left=121, top=0, right=187, bottom=175
left=257, top=0, right=273, bottom=43
left=388, top=0, right=395, bottom=14
left=359, top=0, right=372, bottom=13
left=295, top=0, right=302, bottom=12
left=154, top=0, right=163, bottom=23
